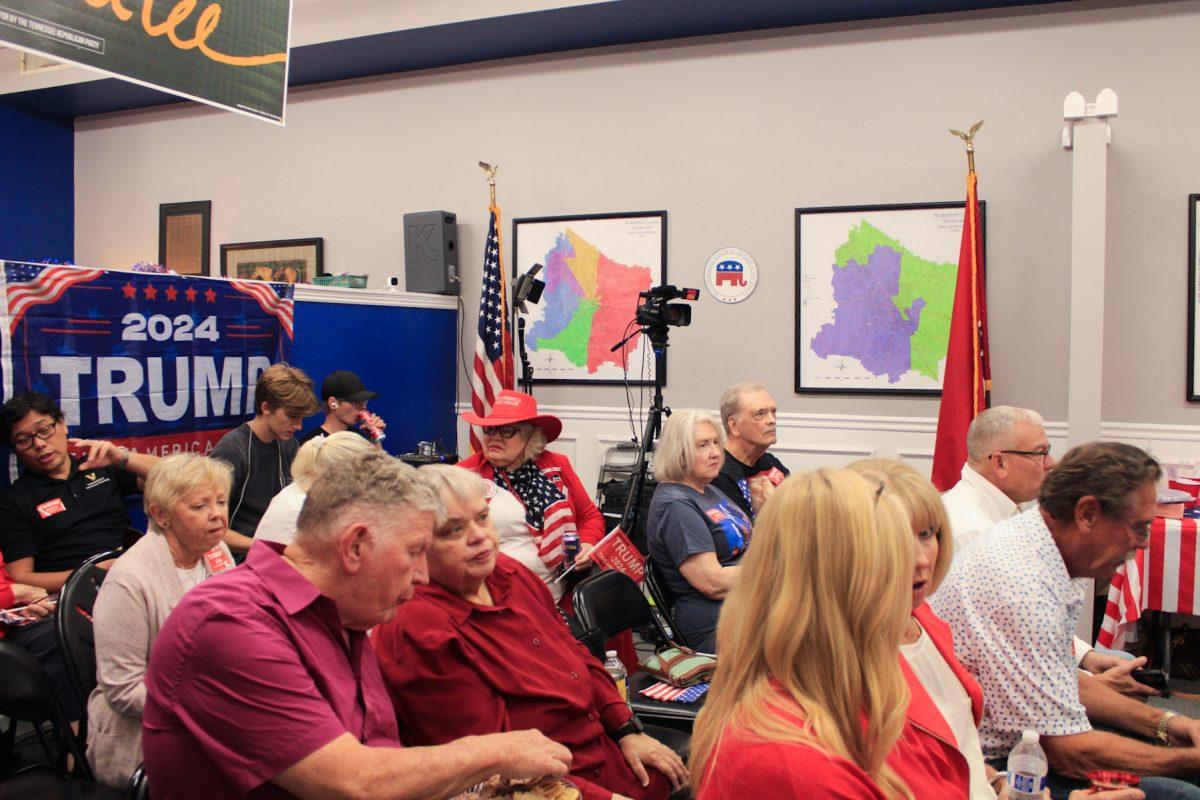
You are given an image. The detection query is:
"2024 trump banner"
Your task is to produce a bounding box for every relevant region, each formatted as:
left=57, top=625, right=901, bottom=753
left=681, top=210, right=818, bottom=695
left=1, top=262, right=294, bottom=479
left=0, top=0, right=290, bottom=123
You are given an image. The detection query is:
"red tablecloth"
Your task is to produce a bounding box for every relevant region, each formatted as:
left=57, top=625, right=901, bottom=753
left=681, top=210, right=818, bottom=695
left=1099, top=517, right=1198, bottom=649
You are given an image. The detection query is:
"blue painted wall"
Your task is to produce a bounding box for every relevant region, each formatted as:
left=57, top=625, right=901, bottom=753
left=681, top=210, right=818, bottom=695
left=291, top=301, right=458, bottom=457
left=0, top=105, right=73, bottom=263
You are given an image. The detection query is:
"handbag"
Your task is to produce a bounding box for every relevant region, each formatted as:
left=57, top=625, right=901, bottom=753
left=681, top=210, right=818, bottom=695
left=640, top=646, right=717, bottom=688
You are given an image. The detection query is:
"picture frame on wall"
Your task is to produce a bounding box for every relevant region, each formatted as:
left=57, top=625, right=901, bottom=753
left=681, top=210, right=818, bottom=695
left=158, top=201, right=211, bottom=275
left=795, top=201, right=984, bottom=396
left=220, top=238, right=324, bottom=284
left=512, top=211, right=666, bottom=386
left=1187, top=194, right=1200, bottom=401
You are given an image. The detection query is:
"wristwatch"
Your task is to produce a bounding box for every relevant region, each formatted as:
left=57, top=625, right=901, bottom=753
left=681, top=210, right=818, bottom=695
left=1157, top=710, right=1179, bottom=746
left=609, top=715, right=644, bottom=741
left=115, top=446, right=131, bottom=469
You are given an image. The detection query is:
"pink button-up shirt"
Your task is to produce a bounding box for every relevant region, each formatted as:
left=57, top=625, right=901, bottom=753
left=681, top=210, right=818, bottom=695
left=142, top=541, right=401, bottom=799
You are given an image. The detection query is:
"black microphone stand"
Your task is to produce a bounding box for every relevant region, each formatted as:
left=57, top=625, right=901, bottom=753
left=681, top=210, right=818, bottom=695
left=516, top=316, right=534, bottom=395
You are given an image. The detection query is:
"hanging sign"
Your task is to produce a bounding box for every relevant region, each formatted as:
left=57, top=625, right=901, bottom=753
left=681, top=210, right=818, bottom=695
left=0, top=0, right=291, bottom=123
left=703, top=247, right=758, bottom=304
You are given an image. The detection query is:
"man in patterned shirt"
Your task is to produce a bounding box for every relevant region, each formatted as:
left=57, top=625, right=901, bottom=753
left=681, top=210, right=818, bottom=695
left=933, top=442, right=1200, bottom=797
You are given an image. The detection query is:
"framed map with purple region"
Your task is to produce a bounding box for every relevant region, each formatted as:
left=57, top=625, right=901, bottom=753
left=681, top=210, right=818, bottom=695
left=512, top=211, right=666, bottom=386
left=795, top=201, right=983, bottom=395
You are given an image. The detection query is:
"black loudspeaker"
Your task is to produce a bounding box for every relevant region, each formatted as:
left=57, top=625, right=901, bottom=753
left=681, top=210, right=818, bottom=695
left=403, top=211, right=460, bottom=295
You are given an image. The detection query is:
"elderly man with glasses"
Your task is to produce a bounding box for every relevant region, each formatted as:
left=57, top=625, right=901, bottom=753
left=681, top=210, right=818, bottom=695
left=0, top=392, right=159, bottom=592
left=941, top=405, right=1056, bottom=559
left=933, top=442, right=1200, bottom=800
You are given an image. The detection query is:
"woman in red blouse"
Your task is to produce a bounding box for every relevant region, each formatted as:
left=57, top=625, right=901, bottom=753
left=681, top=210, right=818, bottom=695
left=373, top=465, right=687, bottom=800
left=692, top=469, right=962, bottom=800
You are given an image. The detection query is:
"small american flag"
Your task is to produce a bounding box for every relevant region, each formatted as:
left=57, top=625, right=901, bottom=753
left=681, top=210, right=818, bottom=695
left=640, top=681, right=711, bottom=703
left=469, top=206, right=514, bottom=452
left=230, top=279, right=295, bottom=339
left=6, top=263, right=104, bottom=333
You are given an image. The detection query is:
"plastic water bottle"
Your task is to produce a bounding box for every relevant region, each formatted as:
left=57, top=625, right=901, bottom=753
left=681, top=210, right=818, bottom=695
left=604, top=650, right=629, bottom=706
left=1006, top=729, right=1048, bottom=800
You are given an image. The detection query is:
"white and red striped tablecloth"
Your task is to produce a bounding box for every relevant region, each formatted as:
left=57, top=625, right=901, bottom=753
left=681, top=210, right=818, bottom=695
left=1098, top=517, right=1199, bottom=649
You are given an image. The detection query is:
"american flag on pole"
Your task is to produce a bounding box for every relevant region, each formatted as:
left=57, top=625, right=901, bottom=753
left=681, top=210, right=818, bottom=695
left=469, top=205, right=515, bottom=452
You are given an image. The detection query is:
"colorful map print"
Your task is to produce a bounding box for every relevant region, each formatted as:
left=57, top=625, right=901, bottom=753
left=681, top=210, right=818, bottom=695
left=528, top=229, right=653, bottom=373
left=810, top=221, right=956, bottom=384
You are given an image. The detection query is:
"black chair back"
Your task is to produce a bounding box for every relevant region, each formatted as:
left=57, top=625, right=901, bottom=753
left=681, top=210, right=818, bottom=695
left=572, top=569, right=673, bottom=647
left=644, top=559, right=691, bottom=649
left=0, top=639, right=93, bottom=780
left=126, top=763, right=149, bottom=800
left=56, top=550, right=120, bottom=715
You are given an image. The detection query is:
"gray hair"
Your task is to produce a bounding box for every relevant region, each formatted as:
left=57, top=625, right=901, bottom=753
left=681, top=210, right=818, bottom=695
left=965, top=405, right=1045, bottom=461
left=654, top=409, right=724, bottom=483
left=295, top=452, right=440, bottom=549
left=718, top=381, right=768, bottom=434
left=525, top=425, right=548, bottom=462
left=291, top=431, right=377, bottom=487
left=416, top=464, right=489, bottom=527
left=146, top=454, right=233, bottom=518
left=1039, top=441, right=1161, bottom=523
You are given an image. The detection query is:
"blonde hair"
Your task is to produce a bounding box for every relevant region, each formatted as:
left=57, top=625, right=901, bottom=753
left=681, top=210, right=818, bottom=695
left=145, top=454, right=233, bottom=520
left=690, top=469, right=914, bottom=800
left=254, top=362, right=319, bottom=418
left=653, top=409, right=723, bottom=483
left=291, top=431, right=377, bottom=487
left=848, top=458, right=953, bottom=593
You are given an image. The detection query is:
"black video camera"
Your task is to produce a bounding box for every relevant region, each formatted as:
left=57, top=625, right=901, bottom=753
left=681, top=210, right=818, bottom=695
left=635, top=285, right=699, bottom=329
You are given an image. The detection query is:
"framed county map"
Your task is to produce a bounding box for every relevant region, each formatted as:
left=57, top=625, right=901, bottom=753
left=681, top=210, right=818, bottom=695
left=795, top=201, right=984, bottom=395
left=512, top=211, right=666, bottom=386
left=1188, top=194, right=1200, bottom=401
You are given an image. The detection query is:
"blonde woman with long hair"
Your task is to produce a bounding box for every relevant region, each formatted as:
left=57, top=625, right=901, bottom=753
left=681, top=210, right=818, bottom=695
left=692, top=468, right=963, bottom=799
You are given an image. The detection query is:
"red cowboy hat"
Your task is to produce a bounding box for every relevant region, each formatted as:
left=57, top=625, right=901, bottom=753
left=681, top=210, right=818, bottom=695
left=460, top=390, right=562, bottom=443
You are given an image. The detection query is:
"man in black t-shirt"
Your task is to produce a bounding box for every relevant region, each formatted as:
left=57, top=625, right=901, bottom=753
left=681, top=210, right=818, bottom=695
left=0, top=392, right=159, bottom=592
left=300, top=370, right=386, bottom=445
left=709, top=382, right=790, bottom=521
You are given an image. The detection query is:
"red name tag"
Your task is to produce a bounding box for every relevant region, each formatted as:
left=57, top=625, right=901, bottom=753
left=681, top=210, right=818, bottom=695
left=760, top=467, right=786, bottom=486
left=704, top=508, right=728, bottom=524
left=36, top=498, right=66, bottom=519
left=203, top=547, right=235, bottom=574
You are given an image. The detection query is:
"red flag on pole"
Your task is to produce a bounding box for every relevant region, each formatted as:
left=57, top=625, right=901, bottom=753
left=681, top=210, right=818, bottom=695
left=931, top=162, right=990, bottom=491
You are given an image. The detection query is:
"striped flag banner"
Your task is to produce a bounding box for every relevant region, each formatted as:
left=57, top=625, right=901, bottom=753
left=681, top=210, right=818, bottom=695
left=1099, top=517, right=1198, bottom=649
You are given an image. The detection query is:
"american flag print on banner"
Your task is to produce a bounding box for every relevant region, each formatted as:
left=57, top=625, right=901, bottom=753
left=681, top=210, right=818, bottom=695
left=231, top=279, right=295, bottom=339
left=6, top=263, right=105, bottom=334
left=469, top=205, right=514, bottom=452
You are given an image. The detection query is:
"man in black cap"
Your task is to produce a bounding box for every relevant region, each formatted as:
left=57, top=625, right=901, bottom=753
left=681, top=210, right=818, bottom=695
left=301, top=371, right=387, bottom=445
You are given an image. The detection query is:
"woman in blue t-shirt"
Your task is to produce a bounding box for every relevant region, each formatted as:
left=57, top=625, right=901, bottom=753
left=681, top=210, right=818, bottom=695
left=647, top=409, right=752, bottom=653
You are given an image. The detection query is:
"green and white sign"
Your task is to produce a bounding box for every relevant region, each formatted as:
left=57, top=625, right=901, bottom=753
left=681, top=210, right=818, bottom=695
left=0, top=0, right=290, bottom=123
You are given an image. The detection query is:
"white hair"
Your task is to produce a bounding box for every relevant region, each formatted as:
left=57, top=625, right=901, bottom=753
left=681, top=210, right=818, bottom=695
left=718, top=381, right=769, bottom=434
left=416, top=464, right=489, bottom=527
left=653, top=409, right=724, bottom=483
left=965, top=406, right=1045, bottom=461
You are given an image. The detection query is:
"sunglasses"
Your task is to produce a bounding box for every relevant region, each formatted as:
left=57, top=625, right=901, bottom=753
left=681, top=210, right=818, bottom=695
left=482, top=425, right=522, bottom=439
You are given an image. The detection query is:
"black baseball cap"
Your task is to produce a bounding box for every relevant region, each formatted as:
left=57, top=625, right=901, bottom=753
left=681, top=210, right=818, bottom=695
left=321, top=371, right=379, bottom=403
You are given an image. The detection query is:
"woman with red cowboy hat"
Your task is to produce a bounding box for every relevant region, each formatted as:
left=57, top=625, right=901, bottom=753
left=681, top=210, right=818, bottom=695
left=459, top=390, right=604, bottom=603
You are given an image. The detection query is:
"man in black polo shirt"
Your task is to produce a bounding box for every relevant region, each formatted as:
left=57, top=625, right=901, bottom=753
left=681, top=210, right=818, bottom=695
left=709, top=381, right=789, bottom=521
left=0, top=392, right=158, bottom=591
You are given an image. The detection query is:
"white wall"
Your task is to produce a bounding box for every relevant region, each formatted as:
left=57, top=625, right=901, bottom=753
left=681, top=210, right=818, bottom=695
left=71, top=0, right=1200, bottom=480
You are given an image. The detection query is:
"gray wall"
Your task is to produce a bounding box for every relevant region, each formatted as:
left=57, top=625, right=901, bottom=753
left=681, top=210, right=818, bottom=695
left=73, top=0, right=1200, bottom=429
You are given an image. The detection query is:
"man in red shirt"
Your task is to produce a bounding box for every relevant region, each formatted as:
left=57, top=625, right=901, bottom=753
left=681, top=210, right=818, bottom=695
left=142, top=451, right=570, bottom=799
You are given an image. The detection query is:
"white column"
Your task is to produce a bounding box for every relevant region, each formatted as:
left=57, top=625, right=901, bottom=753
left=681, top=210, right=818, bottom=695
left=1062, top=89, right=1118, bottom=643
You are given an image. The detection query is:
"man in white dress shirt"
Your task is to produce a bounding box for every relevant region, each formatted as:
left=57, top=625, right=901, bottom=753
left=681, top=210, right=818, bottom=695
left=941, top=405, right=1055, bottom=557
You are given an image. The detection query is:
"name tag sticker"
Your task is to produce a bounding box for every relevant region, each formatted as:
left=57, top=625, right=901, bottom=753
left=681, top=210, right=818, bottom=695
left=37, top=498, right=67, bottom=519
left=704, top=508, right=728, bottom=524
left=762, top=467, right=786, bottom=486
left=203, top=547, right=235, bottom=574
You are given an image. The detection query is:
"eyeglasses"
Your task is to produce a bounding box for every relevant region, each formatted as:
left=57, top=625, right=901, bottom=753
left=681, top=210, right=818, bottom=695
left=994, top=448, right=1052, bottom=465
left=1114, top=515, right=1153, bottom=542
left=482, top=425, right=521, bottom=439
left=11, top=421, right=57, bottom=451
